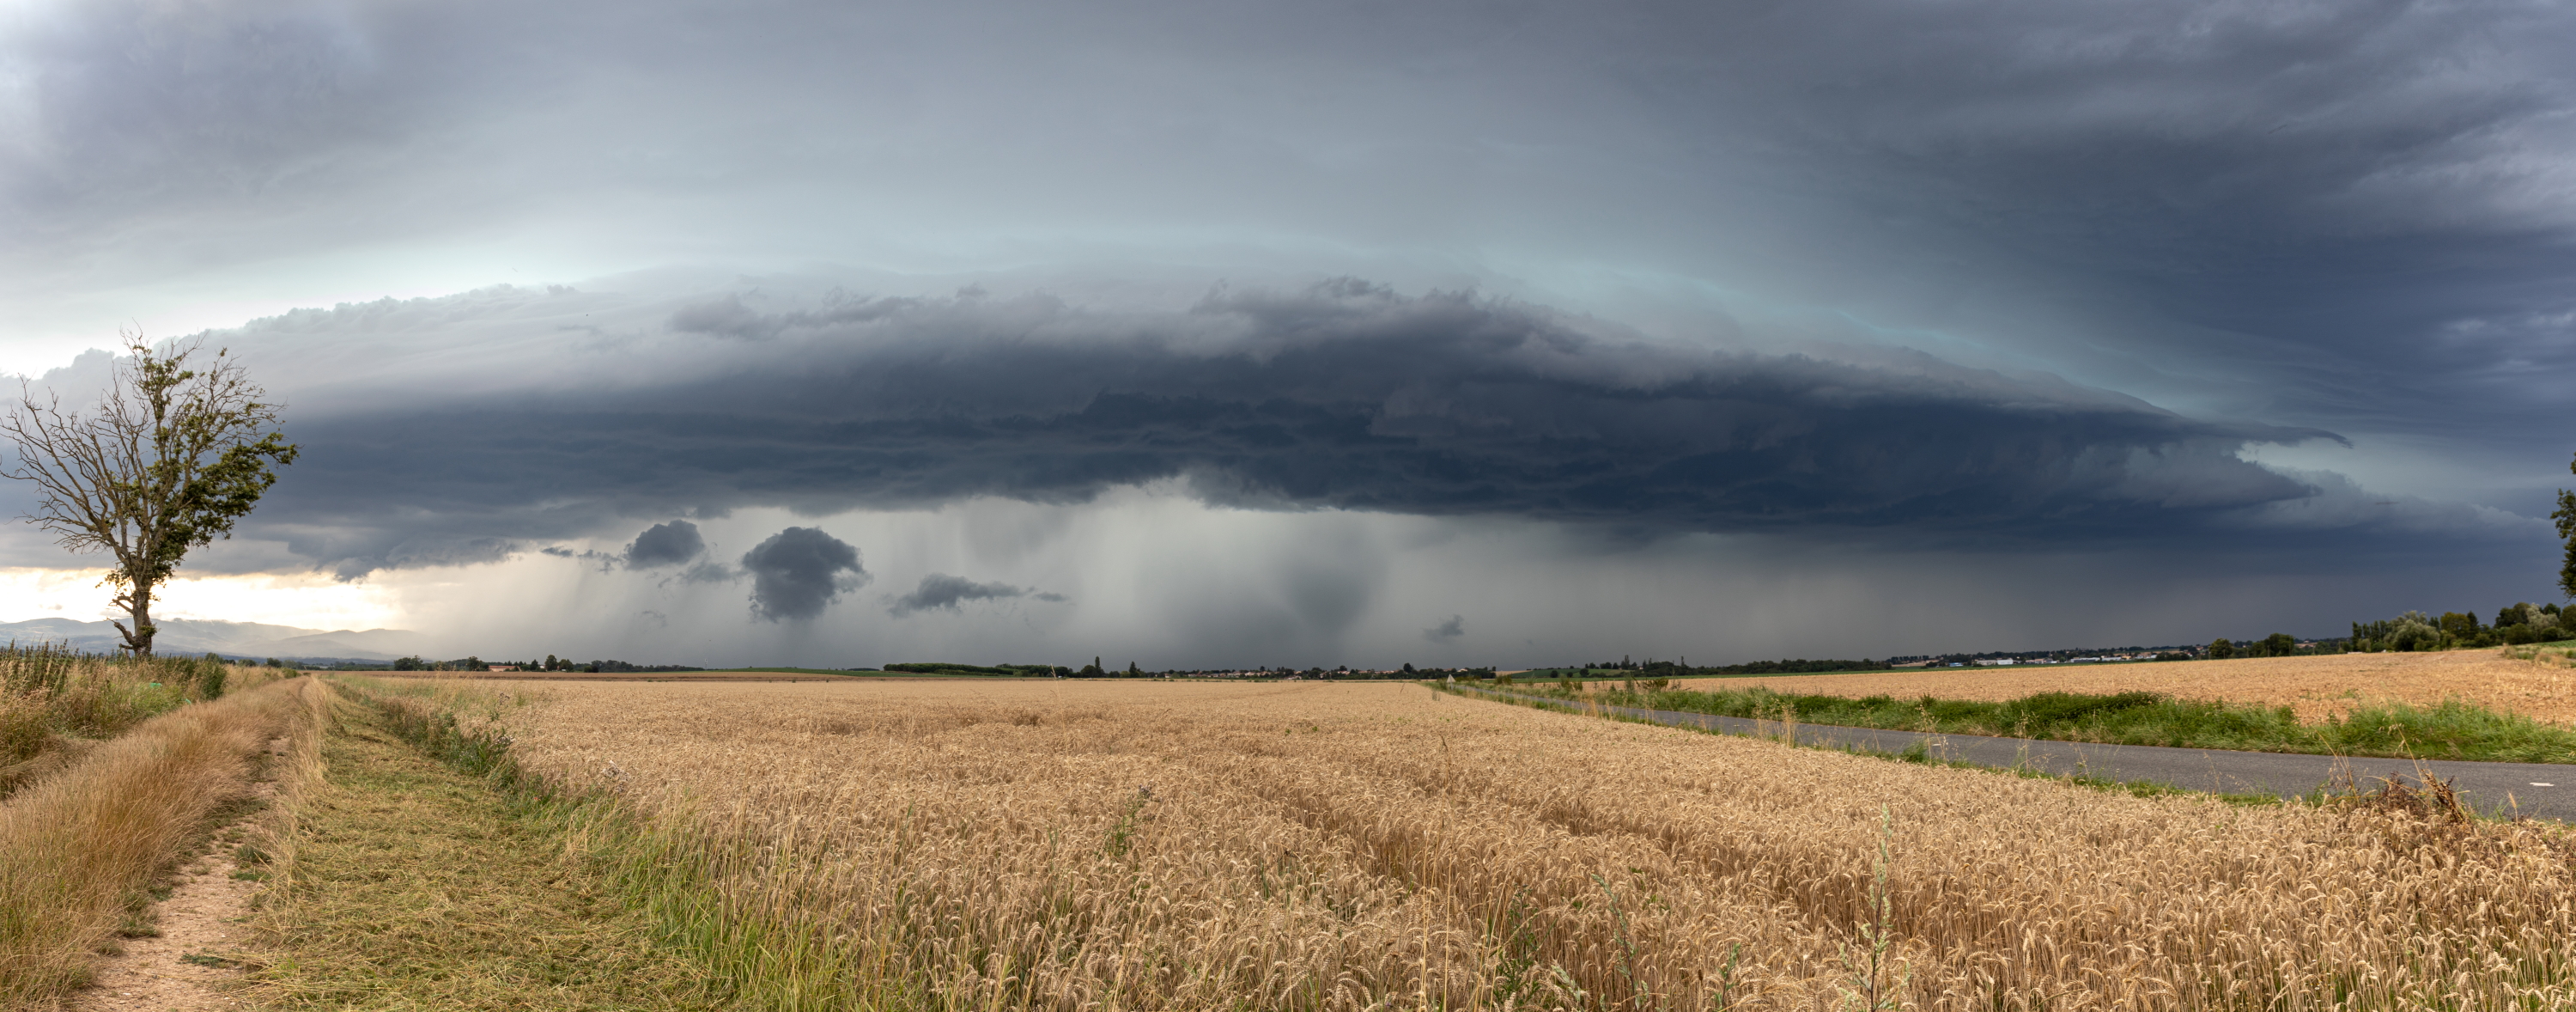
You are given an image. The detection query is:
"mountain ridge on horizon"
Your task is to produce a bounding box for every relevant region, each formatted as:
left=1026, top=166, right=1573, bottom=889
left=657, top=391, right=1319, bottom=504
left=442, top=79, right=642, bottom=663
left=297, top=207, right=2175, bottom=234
left=0, top=616, right=425, bottom=661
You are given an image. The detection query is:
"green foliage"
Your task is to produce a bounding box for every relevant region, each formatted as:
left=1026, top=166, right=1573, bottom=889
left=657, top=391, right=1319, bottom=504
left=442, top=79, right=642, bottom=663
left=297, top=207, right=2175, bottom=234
left=2207, top=637, right=2236, bottom=660
left=0, top=337, right=296, bottom=656
left=0, top=645, right=217, bottom=775
left=192, top=653, right=227, bottom=698
left=2351, top=600, right=2574, bottom=651
left=2318, top=698, right=2576, bottom=763
left=2557, top=451, right=2576, bottom=600
left=2494, top=603, right=2567, bottom=645
left=2354, top=611, right=2444, bottom=652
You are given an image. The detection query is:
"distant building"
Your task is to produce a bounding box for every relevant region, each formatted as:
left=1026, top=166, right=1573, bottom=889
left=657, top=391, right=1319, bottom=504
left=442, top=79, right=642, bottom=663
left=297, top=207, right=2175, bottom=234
left=488, top=665, right=521, bottom=672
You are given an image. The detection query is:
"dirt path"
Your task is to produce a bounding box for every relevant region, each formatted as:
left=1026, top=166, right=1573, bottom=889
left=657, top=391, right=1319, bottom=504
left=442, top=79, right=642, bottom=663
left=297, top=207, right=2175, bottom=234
left=68, top=737, right=290, bottom=1012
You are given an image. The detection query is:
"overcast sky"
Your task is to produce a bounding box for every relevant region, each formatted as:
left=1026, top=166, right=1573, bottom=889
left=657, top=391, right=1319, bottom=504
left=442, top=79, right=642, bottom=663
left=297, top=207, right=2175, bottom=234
left=0, top=0, right=2568, bottom=668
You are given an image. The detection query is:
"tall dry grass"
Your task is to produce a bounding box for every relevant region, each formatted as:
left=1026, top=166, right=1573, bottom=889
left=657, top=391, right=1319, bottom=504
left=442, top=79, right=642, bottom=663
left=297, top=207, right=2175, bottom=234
left=0, top=674, right=325, bottom=1009
left=0, top=646, right=253, bottom=796
left=446, top=679, right=2576, bottom=1010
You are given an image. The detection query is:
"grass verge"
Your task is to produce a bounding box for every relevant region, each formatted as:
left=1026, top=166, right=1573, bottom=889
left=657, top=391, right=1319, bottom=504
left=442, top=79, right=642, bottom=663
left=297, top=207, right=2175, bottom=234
left=289, top=676, right=936, bottom=1011
left=0, top=674, right=319, bottom=1008
left=2508, top=640, right=2576, bottom=668
left=1518, top=680, right=2576, bottom=763
left=2, top=648, right=270, bottom=796
left=248, top=686, right=727, bottom=1011
left=1440, top=681, right=2293, bottom=808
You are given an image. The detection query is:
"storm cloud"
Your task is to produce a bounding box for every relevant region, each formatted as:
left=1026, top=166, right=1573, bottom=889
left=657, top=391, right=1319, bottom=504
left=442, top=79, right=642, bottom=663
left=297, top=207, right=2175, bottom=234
left=1424, top=615, right=1465, bottom=644
left=5, top=0, right=2573, bottom=659
left=625, top=521, right=705, bottom=568
left=738, top=527, right=867, bottom=622
left=888, top=574, right=1058, bottom=617
left=169, top=277, right=2461, bottom=580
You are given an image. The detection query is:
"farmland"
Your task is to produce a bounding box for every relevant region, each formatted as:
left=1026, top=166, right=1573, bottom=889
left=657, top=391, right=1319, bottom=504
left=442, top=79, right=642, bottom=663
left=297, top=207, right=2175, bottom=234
left=458, top=677, right=2576, bottom=1009
left=1657, top=648, right=2576, bottom=725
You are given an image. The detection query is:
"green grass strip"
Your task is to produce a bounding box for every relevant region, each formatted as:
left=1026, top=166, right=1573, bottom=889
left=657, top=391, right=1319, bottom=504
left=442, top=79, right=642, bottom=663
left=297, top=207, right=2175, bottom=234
left=331, top=678, right=937, bottom=1012
left=1438, top=683, right=2291, bottom=808
left=253, top=695, right=726, bottom=1010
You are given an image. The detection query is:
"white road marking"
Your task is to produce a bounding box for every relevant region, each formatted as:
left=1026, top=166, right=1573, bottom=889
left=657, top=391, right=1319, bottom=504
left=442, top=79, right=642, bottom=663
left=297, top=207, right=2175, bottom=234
left=2531, top=783, right=2556, bottom=787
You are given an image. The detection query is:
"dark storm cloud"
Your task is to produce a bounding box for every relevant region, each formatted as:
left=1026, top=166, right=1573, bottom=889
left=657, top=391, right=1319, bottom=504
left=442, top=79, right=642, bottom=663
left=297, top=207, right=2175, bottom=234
left=217, top=279, right=2403, bottom=577
left=1424, top=615, right=1465, bottom=644
left=625, top=521, right=705, bottom=568
left=9, top=0, right=2568, bottom=585
left=738, top=527, right=867, bottom=622
left=887, top=574, right=1058, bottom=617
left=9, top=0, right=2574, bottom=494
left=1698, top=1, right=2576, bottom=449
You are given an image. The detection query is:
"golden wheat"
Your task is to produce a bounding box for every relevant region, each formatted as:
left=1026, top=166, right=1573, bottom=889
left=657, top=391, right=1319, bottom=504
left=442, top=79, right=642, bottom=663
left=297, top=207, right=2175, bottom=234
left=452, top=678, right=2576, bottom=1010
left=1680, top=649, right=2576, bottom=724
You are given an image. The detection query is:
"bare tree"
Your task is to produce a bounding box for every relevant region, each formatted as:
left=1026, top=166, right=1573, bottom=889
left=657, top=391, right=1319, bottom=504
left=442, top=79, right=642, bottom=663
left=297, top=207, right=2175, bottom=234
left=1, top=334, right=298, bottom=656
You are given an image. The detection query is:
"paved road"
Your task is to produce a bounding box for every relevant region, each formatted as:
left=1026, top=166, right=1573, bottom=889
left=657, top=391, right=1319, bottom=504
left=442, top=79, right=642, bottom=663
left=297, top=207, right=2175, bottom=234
left=1455, top=687, right=2576, bottom=821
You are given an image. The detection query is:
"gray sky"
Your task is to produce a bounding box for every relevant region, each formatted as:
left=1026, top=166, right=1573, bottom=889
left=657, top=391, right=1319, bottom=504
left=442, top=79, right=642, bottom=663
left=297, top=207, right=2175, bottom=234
left=0, top=0, right=2567, bottom=667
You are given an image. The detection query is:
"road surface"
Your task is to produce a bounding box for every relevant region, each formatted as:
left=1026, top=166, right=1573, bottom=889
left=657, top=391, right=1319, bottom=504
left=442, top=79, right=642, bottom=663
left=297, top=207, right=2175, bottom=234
left=1457, top=686, right=2576, bottom=820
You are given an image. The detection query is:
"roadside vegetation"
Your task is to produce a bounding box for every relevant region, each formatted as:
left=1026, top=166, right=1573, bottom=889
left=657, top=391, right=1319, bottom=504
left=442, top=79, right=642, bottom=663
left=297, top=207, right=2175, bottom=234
left=0, top=671, right=319, bottom=1008
left=1522, top=678, right=2576, bottom=763
left=1, top=645, right=275, bottom=796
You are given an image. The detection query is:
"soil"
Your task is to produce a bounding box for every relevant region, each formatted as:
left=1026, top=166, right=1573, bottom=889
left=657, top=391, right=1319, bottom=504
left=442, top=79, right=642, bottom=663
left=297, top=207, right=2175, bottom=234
left=67, top=737, right=289, bottom=1012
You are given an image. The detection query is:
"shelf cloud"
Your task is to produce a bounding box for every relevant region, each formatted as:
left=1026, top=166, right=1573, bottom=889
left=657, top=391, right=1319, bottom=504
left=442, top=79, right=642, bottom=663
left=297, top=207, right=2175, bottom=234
left=5, top=0, right=2572, bottom=661
left=130, top=277, right=2488, bottom=582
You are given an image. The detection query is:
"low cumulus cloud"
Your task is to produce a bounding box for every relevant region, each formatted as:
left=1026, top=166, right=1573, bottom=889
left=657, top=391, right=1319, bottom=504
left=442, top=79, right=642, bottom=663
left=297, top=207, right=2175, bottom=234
left=1424, top=614, right=1465, bottom=643
left=626, top=521, right=706, bottom=567
left=887, top=573, right=1061, bottom=617
left=738, top=527, right=868, bottom=622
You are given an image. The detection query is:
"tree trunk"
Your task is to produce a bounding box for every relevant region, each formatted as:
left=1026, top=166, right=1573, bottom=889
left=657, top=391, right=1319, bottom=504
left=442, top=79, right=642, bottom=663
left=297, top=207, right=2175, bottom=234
left=114, top=585, right=155, bottom=658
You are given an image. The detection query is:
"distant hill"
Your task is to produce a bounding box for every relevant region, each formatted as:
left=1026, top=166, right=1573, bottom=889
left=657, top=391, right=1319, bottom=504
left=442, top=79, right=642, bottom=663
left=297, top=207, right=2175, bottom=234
left=0, top=617, right=427, bottom=661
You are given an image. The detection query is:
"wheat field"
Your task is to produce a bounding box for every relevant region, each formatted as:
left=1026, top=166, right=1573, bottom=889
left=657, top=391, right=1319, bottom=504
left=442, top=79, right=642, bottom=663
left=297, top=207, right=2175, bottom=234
left=1687, top=649, right=2576, bottom=724
left=454, top=677, right=2576, bottom=1010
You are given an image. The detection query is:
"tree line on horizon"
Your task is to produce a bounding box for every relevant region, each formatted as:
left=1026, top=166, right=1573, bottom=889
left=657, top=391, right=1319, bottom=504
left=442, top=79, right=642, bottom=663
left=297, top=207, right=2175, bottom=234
left=2350, top=601, right=2567, bottom=653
